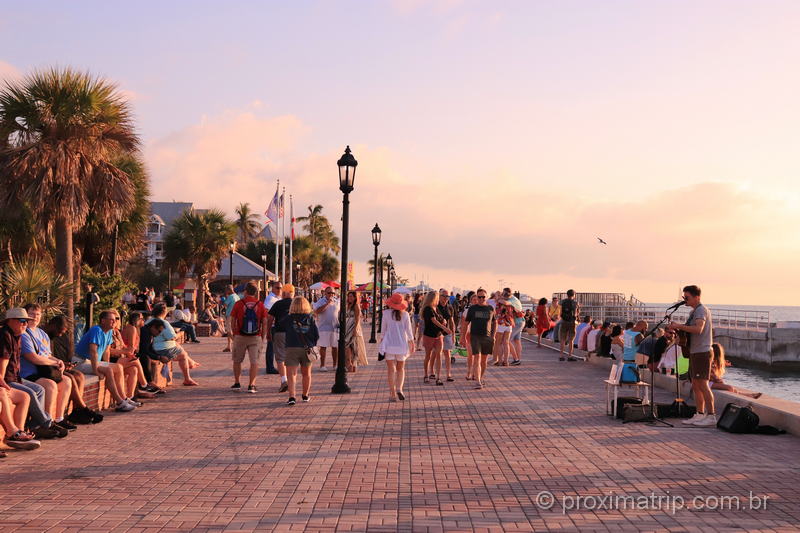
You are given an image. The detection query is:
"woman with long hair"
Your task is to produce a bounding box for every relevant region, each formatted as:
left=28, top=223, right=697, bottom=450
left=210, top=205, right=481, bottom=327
left=281, top=296, right=319, bottom=405
left=379, top=293, right=415, bottom=401
left=610, top=325, right=624, bottom=360
left=535, top=297, right=550, bottom=348
left=710, top=343, right=761, bottom=398
left=412, top=293, right=424, bottom=351
left=420, top=291, right=451, bottom=385
left=344, top=291, right=367, bottom=373
left=459, top=292, right=477, bottom=380
left=494, top=300, right=513, bottom=366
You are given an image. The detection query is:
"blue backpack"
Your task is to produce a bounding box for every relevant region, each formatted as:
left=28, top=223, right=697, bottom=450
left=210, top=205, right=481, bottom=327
left=240, top=301, right=260, bottom=336
left=619, top=362, right=640, bottom=384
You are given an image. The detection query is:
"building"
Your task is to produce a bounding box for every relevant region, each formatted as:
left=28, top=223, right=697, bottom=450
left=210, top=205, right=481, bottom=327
left=145, top=201, right=195, bottom=268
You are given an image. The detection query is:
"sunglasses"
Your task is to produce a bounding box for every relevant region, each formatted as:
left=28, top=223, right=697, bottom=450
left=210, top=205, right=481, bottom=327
left=15, top=318, right=28, bottom=323
left=477, top=296, right=486, bottom=299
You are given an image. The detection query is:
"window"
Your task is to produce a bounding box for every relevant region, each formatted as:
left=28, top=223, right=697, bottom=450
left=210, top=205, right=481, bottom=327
left=155, top=242, right=163, bottom=252
left=147, top=223, right=161, bottom=234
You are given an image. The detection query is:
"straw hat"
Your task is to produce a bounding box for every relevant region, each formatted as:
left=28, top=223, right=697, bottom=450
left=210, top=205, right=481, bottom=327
left=2, top=308, right=29, bottom=323
left=386, top=293, right=407, bottom=311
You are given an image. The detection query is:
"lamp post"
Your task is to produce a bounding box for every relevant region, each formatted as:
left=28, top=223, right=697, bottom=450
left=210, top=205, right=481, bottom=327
left=385, top=253, right=393, bottom=302
left=333, top=145, right=357, bottom=395
left=261, top=254, right=268, bottom=297
left=369, top=223, right=381, bottom=343
left=295, top=262, right=301, bottom=293
left=378, top=255, right=384, bottom=333
left=229, top=242, right=235, bottom=287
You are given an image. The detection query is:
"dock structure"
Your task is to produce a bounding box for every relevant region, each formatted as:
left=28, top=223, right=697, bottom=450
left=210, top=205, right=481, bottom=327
left=551, top=292, right=800, bottom=365
left=0, top=337, right=798, bottom=531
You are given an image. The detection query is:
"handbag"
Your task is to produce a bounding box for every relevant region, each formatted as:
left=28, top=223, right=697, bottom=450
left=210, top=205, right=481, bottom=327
left=294, top=319, right=320, bottom=363
left=26, top=331, right=63, bottom=383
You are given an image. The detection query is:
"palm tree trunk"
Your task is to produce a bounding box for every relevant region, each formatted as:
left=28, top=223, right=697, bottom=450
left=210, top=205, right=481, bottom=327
left=55, top=216, right=75, bottom=358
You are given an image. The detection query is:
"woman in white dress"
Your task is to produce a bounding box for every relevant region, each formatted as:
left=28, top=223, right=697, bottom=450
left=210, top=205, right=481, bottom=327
left=379, top=293, right=415, bottom=402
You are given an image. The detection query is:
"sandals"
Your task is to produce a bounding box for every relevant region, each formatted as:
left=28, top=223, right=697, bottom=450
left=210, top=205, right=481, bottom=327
left=436, top=379, right=444, bottom=386
left=446, top=377, right=454, bottom=382
left=423, top=376, right=429, bottom=384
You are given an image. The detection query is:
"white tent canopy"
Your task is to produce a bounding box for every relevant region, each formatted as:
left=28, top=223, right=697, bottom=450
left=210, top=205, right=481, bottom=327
left=214, top=252, right=275, bottom=282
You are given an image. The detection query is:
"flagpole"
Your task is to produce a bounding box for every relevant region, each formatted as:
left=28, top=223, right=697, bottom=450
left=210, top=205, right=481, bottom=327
left=289, top=194, right=294, bottom=286
left=281, top=187, right=286, bottom=283
left=274, top=180, right=279, bottom=281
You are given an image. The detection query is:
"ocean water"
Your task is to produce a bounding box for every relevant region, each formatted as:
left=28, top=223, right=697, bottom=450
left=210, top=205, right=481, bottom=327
left=649, top=303, right=800, bottom=323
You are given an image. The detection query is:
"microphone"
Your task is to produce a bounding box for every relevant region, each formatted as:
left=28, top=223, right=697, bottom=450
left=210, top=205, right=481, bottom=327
left=666, top=301, right=685, bottom=310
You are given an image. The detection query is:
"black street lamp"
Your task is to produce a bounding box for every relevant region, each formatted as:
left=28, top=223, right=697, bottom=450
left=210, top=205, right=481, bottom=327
left=385, top=253, right=393, bottom=302
left=369, top=223, right=381, bottom=343
left=333, top=145, right=357, bottom=395
left=378, top=255, right=384, bottom=333
left=229, top=242, right=236, bottom=287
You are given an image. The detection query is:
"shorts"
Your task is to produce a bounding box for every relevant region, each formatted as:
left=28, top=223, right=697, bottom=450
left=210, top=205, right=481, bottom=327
left=316, top=330, right=338, bottom=348
left=497, top=325, right=512, bottom=334
left=285, top=346, right=313, bottom=367
left=154, top=346, right=183, bottom=361
left=511, top=322, right=524, bottom=341
left=71, top=357, right=114, bottom=375
left=561, top=321, right=576, bottom=342
left=442, top=334, right=454, bottom=351
left=225, top=316, right=232, bottom=335
left=384, top=352, right=410, bottom=362
left=422, top=335, right=443, bottom=351
left=272, top=331, right=287, bottom=363
left=689, top=351, right=712, bottom=381
left=413, top=315, right=421, bottom=325
left=232, top=335, right=261, bottom=364
left=470, top=334, right=494, bottom=355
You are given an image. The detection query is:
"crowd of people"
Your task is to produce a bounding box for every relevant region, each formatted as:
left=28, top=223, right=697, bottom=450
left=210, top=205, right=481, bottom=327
left=1, top=288, right=203, bottom=458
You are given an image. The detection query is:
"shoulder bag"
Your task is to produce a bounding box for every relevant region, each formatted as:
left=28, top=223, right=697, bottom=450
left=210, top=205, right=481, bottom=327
left=294, top=318, right=320, bottom=363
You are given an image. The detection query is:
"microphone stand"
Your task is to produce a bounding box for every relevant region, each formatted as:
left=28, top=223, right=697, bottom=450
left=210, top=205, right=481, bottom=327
left=625, top=303, right=683, bottom=427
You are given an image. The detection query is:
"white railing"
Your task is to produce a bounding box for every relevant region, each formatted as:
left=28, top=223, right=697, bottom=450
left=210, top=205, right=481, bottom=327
left=577, top=305, right=771, bottom=332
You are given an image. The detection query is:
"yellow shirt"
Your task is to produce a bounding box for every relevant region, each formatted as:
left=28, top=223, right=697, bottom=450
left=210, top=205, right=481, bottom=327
left=548, top=303, right=561, bottom=320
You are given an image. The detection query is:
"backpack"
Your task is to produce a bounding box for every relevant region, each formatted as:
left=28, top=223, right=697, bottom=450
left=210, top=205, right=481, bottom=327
left=561, top=299, right=577, bottom=322
left=240, top=301, right=261, bottom=336
left=619, top=362, right=640, bottom=384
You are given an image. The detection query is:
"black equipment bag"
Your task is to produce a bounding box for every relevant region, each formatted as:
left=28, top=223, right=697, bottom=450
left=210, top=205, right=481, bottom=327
left=614, top=397, right=642, bottom=419
left=656, top=400, right=696, bottom=419
left=623, top=403, right=650, bottom=422
left=716, top=403, right=760, bottom=433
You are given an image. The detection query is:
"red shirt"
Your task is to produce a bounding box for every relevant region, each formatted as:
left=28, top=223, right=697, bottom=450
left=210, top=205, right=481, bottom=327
left=230, top=296, right=268, bottom=336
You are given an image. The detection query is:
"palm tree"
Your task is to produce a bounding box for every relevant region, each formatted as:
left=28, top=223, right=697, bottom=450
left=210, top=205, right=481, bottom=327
left=296, top=204, right=340, bottom=254
left=367, top=253, right=389, bottom=277
left=163, top=209, right=236, bottom=310
left=235, top=202, right=261, bottom=244
left=0, top=67, right=138, bottom=353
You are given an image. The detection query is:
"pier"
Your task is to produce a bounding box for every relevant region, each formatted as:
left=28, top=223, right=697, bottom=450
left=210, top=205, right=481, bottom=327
left=1, top=337, right=798, bottom=531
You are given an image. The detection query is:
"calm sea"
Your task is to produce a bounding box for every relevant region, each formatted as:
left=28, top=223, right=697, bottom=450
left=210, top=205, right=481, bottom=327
left=650, top=303, right=800, bottom=403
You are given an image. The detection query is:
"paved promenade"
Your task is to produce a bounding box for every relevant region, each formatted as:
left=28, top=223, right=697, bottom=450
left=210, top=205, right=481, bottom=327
left=1, top=335, right=799, bottom=532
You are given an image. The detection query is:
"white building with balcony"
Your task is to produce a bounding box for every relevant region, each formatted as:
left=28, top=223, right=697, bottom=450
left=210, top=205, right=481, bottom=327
left=145, top=201, right=195, bottom=268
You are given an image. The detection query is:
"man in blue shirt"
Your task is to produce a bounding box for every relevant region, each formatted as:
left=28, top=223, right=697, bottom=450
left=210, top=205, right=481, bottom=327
left=74, top=310, right=137, bottom=412
left=222, top=285, right=240, bottom=353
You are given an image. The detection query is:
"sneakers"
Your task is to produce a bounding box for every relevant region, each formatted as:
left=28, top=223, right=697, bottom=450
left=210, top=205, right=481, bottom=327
left=510, top=360, right=521, bottom=366
left=278, top=382, right=288, bottom=393
left=126, top=398, right=143, bottom=407
left=55, top=419, right=78, bottom=431
left=319, top=366, right=328, bottom=372
left=115, top=400, right=136, bottom=412
left=33, top=423, right=67, bottom=439
left=287, top=397, right=296, bottom=405
left=68, top=407, right=95, bottom=425
left=4, top=431, right=41, bottom=450
left=141, top=384, right=165, bottom=394
left=558, top=356, right=566, bottom=361
left=693, top=414, right=718, bottom=427
left=681, top=413, right=705, bottom=425
left=231, top=382, right=241, bottom=392
left=247, top=385, right=257, bottom=394
left=302, top=395, right=310, bottom=402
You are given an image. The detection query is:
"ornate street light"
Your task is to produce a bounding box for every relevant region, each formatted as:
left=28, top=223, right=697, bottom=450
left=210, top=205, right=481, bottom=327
left=333, top=146, right=357, bottom=394
left=261, top=254, right=268, bottom=297
left=369, top=223, right=381, bottom=343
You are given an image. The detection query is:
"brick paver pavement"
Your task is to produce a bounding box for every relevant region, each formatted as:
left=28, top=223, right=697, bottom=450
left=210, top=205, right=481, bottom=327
left=1, top=335, right=799, bottom=532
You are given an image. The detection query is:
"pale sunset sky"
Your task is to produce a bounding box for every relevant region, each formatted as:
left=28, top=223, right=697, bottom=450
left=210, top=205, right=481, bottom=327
left=2, top=1, right=799, bottom=305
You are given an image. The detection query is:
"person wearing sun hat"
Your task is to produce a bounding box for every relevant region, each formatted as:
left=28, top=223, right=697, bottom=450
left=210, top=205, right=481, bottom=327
left=378, top=293, right=415, bottom=402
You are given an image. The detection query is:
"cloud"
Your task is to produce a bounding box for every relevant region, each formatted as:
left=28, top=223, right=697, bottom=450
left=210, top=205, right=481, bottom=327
left=0, top=60, right=22, bottom=84
left=145, top=106, right=800, bottom=305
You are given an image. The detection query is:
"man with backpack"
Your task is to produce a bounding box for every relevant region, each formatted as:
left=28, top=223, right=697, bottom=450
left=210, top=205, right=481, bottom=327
left=559, top=289, right=580, bottom=361
left=230, top=282, right=268, bottom=393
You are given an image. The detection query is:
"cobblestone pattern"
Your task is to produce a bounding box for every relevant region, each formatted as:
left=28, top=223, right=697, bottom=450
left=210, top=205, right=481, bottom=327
left=1, top=335, right=798, bottom=532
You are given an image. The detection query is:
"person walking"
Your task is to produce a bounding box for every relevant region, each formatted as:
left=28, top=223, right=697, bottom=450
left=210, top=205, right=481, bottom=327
left=379, top=293, right=414, bottom=402
left=494, top=299, right=513, bottom=366
left=344, top=291, right=367, bottom=373
left=438, top=289, right=456, bottom=381
left=465, top=289, right=496, bottom=389
left=420, top=291, right=450, bottom=386
left=459, top=292, right=477, bottom=380
left=229, top=282, right=268, bottom=393
left=281, top=297, right=319, bottom=405
left=263, top=280, right=283, bottom=375
left=222, top=285, right=240, bottom=353
left=558, top=290, right=580, bottom=361
left=313, top=287, right=339, bottom=372
left=267, top=283, right=294, bottom=393
left=535, top=298, right=550, bottom=347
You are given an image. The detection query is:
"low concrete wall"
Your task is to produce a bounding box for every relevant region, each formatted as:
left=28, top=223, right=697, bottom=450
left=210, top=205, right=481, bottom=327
left=525, top=336, right=800, bottom=437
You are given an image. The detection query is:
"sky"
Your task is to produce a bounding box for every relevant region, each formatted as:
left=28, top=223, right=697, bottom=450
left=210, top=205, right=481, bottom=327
left=2, top=0, right=799, bottom=305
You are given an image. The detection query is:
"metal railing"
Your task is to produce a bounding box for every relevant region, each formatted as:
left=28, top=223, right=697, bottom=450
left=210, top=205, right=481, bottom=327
left=575, top=305, right=771, bottom=332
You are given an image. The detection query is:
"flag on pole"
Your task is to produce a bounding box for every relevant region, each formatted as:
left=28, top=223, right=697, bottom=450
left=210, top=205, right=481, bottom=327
left=265, top=182, right=279, bottom=225
left=279, top=192, right=285, bottom=218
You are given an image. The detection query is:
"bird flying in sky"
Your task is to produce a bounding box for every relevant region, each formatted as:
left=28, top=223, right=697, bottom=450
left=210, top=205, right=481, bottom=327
left=597, top=237, right=607, bottom=245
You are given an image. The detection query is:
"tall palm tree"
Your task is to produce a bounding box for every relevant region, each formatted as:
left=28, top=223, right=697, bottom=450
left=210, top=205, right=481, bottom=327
left=163, top=209, right=237, bottom=310
left=367, top=253, right=388, bottom=277
left=0, top=67, right=138, bottom=353
left=297, top=204, right=324, bottom=245
left=296, top=204, right=340, bottom=254
left=235, top=202, right=261, bottom=244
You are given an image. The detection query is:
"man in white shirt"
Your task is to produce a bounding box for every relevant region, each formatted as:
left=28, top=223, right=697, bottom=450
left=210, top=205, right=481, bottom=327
left=313, top=287, right=340, bottom=371
left=263, top=281, right=282, bottom=375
